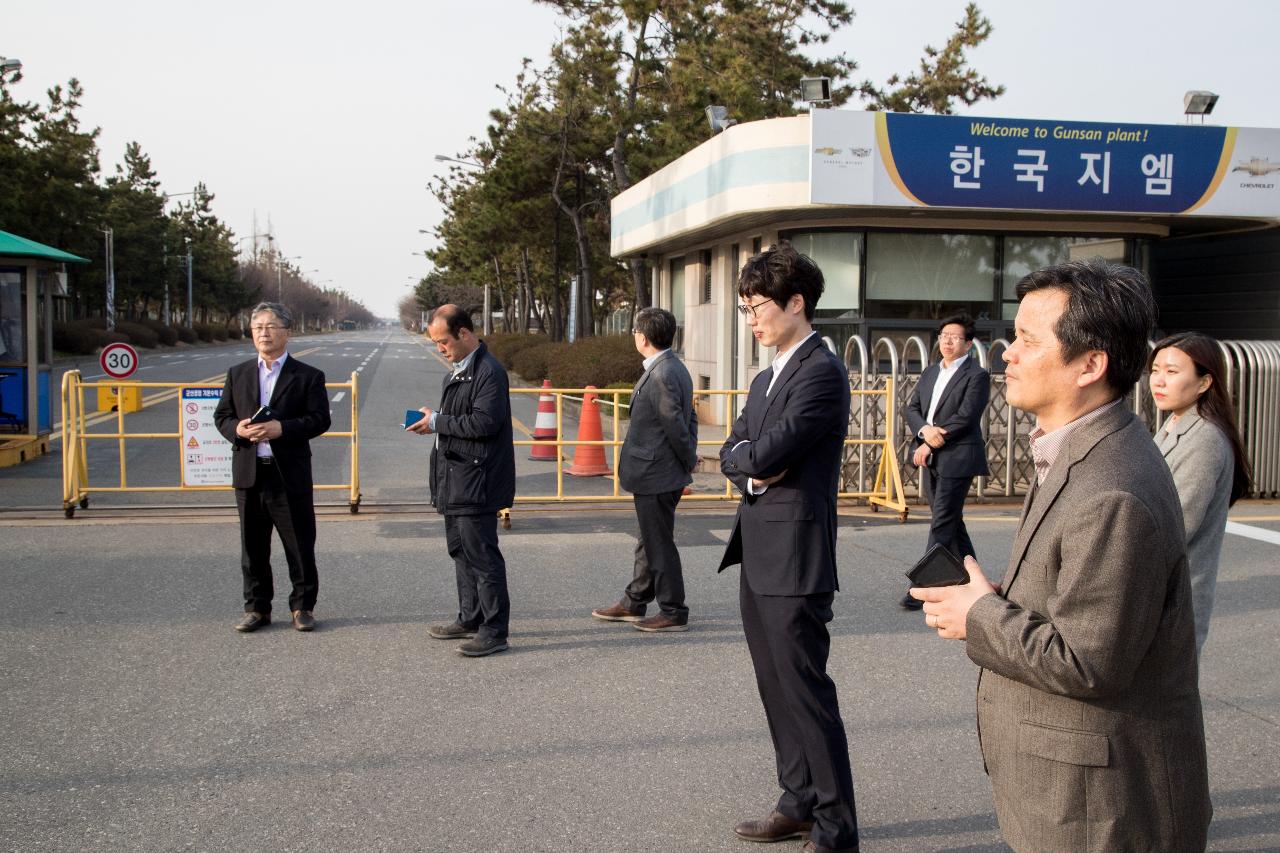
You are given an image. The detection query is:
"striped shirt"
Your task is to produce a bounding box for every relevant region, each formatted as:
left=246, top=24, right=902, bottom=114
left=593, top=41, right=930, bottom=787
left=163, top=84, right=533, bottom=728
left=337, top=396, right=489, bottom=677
left=1028, top=397, right=1122, bottom=484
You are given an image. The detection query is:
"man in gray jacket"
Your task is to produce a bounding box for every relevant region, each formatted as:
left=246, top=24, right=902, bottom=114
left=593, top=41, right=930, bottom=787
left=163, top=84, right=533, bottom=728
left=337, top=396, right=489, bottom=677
left=911, top=260, right=1211, bottom=852
left=592, top=307, right=698, bottom=633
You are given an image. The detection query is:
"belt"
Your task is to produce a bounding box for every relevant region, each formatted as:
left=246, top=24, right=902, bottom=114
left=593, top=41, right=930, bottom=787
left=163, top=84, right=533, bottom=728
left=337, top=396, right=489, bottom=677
left=256, top=456, right=275, bottom=465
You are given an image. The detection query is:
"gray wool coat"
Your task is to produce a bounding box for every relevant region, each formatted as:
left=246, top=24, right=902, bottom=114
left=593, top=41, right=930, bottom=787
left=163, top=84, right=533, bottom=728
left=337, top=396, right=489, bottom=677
left=1156, top=409, right=1234, bottom=656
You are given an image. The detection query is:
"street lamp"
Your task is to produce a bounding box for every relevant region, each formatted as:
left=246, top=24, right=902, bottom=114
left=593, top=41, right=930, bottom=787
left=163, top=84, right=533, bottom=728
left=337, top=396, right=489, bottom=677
left=162, top=189, right=200, bottom=327
left=276, top=255, right=301, bottom=301
left=433, top=153, right=482, bottom=169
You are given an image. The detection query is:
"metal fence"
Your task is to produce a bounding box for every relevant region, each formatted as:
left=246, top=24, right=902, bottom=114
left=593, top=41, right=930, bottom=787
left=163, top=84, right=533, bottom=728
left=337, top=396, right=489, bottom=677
left=841, top=335, right=1280, bottom=500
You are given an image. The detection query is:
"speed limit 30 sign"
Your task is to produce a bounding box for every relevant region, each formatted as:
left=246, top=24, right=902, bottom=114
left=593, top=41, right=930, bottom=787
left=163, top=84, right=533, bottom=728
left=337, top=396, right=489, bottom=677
left=100, top=342, right=140, bottom=380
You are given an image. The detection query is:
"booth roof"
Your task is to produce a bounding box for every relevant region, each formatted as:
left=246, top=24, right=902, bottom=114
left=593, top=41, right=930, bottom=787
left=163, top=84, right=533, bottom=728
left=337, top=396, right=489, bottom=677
left=0, top=230, right=90, bottom=263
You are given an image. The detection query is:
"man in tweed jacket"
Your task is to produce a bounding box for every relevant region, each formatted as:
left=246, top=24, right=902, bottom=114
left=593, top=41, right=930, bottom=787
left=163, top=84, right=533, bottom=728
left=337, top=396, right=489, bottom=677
left=911, top=260, right=1211, bottom=852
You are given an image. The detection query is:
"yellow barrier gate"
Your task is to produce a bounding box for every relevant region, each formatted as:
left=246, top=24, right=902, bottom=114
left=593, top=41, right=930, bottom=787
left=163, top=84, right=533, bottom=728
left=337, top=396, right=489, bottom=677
left=508, top=381, right=907, bottom=518
left=60, top=370, right=361, bottom=517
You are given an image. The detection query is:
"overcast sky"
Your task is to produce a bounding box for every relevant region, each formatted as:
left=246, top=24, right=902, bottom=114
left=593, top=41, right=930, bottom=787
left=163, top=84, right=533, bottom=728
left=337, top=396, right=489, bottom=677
left=8, top=1, right=1278, bottom=317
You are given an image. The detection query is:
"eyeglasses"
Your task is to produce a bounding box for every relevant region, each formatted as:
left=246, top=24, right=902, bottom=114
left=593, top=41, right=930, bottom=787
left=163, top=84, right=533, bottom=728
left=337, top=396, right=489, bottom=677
left=938, top=333, right=968, bottom=343
left=736, top=298, right=774, bottom=318
left=250, top=324, right=286, bottom=333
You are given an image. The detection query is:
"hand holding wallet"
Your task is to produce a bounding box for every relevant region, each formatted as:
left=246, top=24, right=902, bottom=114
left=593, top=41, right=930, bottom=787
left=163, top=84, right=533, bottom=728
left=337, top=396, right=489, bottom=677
left=906, top=544, right=968, bottom=588
left=402, top=409, right=426, bottom=430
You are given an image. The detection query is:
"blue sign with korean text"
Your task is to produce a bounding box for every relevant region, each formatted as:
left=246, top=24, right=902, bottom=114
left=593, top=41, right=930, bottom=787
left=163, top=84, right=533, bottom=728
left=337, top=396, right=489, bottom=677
left=878, top=113, right=1231, bottom=213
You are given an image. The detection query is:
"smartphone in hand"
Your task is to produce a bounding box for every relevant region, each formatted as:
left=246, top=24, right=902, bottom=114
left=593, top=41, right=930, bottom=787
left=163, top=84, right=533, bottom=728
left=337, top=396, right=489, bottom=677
left=249, top=405, right=277, bottom=425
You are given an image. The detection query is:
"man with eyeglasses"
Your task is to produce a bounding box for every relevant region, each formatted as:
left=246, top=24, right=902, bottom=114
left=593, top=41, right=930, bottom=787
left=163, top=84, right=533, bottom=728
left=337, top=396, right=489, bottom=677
left=215, top=302, right=331, bottom=633
left=718, top=243, right=860, bottom=853
left=900, top=313, right=990, bottom=610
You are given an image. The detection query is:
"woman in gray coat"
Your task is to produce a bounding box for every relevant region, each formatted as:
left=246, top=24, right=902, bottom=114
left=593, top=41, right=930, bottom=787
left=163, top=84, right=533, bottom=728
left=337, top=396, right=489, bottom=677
left=1149, top=332, right=1251, bottom=656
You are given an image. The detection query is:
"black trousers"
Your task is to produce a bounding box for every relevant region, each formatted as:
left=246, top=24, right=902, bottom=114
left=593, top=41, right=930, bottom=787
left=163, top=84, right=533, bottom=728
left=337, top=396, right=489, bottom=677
left=740, top=572, right=860, bottom=850
left=235, top=459, right=319, bottom=614
left=921, top=466, right=976, bottom=559
left=446, top=512, right=510, bottom=642
left=622, top=490, right=687, bottom=619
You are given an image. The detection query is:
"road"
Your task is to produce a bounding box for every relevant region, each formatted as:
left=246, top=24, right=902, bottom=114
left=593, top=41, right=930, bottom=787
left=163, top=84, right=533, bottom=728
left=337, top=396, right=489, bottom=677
left=0, top=330, right=1276, bottom=850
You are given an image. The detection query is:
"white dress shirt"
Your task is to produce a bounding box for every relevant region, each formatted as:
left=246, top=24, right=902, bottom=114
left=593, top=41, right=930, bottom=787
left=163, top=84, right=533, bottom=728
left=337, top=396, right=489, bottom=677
left=256, top=351, right=289, bottom=458
left=924, top=352, right=968, bottom=428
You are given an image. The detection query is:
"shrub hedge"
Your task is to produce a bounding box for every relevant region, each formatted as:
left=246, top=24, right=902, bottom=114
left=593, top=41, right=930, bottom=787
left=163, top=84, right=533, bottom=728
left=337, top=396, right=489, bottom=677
left=177, top=326, right=198, bottom=344
left=509, top=341, right=566, bottom=383
left=115, top=321, right=159, bottom=349
left=138, top=318, right=178, bottom=346
left=547, top=334, right=642, bottom=390
left=226, top=326, right=243, bottom=340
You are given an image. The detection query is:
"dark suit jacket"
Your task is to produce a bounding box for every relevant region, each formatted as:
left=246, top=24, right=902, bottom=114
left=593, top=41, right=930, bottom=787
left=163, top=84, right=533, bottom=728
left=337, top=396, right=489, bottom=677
left=429, top=342, right=516, bottom=516
left=619, top=349, right=698, bottom=495
left=966, top=404, right=1210, bottom=852
left=905, top=356, right=990, bottom=479
left=213, top=354, right=331, bottom=491
left=718, top=335, right=851, bottom=596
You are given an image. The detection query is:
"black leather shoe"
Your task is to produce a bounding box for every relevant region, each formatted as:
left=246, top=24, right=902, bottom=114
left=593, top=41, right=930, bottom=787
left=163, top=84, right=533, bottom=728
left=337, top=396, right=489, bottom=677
left=458, top=636, right=509, bottom=657
left=235, top=612, right=270, bottom=633
left=291, top=610, right=316, bottom=632
left=733, top=810, right=813, bottom=842
left=427, top=621, right=477, bottom=640
left=900, top=592, right=923, bottom=610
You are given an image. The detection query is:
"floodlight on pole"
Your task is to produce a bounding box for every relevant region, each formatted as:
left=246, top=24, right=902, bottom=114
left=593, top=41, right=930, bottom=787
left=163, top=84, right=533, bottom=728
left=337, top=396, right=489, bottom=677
left=1183, top=90, right=1219, bottom=123
left=800, top=77, right=832, bottom=106
left=276, top=255, right=302, bottom=301
left=0, top=56, right=23, bottom=74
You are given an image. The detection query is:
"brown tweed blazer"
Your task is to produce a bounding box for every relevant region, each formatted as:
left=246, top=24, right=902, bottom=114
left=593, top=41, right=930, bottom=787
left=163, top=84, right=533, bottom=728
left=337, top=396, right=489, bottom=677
left=965, top=403, right=1211, bottom=852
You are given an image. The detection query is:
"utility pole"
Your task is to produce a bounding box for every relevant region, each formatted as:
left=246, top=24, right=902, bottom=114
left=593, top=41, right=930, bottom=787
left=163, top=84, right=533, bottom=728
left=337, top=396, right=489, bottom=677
left=101, top=227, right=115, bottom=330
left=184, top=237, right=194, bottom=328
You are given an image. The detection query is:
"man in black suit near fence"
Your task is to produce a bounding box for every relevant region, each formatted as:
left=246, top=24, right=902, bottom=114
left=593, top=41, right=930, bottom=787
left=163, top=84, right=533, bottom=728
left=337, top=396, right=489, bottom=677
left=592, top=306, right=698, bottom=633
left=718, top=243, right=860, bottom=853
left=215, top=302, right=331, bottom=633
left=901, top=313, right=989, bottom=610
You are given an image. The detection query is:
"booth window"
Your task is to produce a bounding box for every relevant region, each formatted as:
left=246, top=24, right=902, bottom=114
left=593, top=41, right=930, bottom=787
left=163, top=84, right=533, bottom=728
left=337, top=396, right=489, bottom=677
left=1002, top=236, right=1129, bottom=319
left=0, top=270, right=23, bottom=364
left=669, top=256, right=686, bottom=352
left=700, top=249, right=713, bottom=304
left=787, top=230, right=862, bottom=321
left=865, top=232, right=996, bottom=320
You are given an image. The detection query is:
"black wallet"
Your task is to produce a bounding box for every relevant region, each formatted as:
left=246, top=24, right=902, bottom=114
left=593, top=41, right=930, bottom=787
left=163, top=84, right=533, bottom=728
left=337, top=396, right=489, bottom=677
left=906, top=544, right=968, bottom=587
left=249, top=405, right=277, bottom=425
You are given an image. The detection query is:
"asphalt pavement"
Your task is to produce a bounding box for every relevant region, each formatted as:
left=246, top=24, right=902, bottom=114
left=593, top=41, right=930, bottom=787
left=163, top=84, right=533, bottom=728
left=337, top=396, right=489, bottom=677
left=0, top=330, right=1277, bottom=851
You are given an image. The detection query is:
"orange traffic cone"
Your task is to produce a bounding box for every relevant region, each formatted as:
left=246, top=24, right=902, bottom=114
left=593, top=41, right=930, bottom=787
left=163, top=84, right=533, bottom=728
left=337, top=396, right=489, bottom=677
left=566, top=385, right=612, bottom=477
left=529, top=379, right=559, bottom=460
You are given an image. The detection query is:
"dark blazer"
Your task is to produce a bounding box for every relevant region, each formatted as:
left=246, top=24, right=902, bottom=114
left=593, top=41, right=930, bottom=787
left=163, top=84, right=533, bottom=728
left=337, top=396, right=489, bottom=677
left=619, top=349, right=698, bottom=495
left=966, top=404, right=1210, bottom=852
left=905, top=355, right=989, bottom=478
left=429, top=341, right=516, bottom=516
left=214, top=355, right=331, bottom=491
left=718, top=335, right=851, bottom=596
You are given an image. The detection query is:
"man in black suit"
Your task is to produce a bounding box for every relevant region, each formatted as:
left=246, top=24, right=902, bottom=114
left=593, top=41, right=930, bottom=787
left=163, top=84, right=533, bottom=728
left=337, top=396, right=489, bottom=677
left=591, top=307, right=698, bottom=633
left=408, top=304, right=516, bottom=658
left=900, top=313, right=990, bottom=610
left=719, top=244, right=860, bottom=853
left=214, top=302, right=331, bottom=633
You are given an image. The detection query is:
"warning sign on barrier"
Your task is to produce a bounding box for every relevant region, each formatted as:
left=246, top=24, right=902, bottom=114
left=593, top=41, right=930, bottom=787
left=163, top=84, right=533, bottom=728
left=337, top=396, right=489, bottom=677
left=180, top=388, right=233, bottom=486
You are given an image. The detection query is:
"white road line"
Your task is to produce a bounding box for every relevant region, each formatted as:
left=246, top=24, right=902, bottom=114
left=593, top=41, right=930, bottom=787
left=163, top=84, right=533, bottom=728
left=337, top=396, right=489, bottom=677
left=1225, top=521, right=1280, bottom=547
left=331, top=391, right=346, bottom=402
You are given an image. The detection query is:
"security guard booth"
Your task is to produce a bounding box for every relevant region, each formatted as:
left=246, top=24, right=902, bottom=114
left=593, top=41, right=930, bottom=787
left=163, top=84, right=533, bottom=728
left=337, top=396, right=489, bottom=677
left=0, top=230, right=89, bottom=465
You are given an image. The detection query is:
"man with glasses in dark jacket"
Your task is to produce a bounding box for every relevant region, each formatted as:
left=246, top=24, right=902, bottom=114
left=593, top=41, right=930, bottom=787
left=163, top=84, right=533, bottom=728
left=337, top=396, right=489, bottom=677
left=408, top=304, right=516, bottom=657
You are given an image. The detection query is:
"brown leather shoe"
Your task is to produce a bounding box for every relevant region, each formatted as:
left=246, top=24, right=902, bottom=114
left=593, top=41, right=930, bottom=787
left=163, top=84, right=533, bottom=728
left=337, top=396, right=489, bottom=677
left=634, top=613, right=688, bottom=632
left=591, top=601, right=644, bottom=622
left=235, top=612, right=269, bottom=633
left=291, top=610, right=316, bottom=632
left=802, top=841, right=859, bottom=853
left=734, top=810, right=813, bottom=842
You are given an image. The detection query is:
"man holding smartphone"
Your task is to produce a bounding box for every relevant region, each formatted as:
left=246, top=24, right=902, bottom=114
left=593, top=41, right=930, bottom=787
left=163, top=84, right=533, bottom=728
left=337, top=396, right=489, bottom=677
left=215, top=302, right=331, bottom=633
left=407, top=304, right=516, bottom=658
